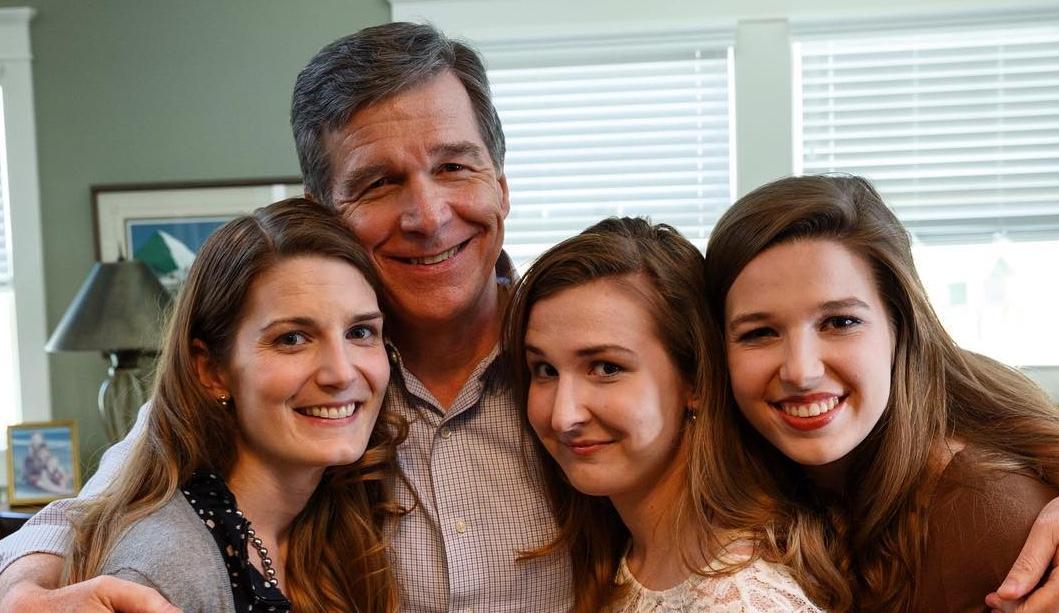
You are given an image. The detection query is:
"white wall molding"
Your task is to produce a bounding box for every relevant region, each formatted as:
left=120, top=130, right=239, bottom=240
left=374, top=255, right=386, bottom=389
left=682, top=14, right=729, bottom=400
left=0, top=6, right=52, bottom=422
left=0, top=8, right=34, bottom=61
left=388, top=0, right=1059, bottom=41
left=734, top=19, right=793, bottom=197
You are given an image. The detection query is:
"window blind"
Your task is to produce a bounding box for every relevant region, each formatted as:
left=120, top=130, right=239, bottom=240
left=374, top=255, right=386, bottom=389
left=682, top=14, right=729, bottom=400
left=481, top=31, right=734, bottom=268
left=797, top=18, right=1059, bottom=244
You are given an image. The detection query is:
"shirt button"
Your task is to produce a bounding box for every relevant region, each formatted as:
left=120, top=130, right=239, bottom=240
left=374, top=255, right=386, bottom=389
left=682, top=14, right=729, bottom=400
left=440, top=426, right=453, bottom=439
left=455, top=519, right=467, bottom=534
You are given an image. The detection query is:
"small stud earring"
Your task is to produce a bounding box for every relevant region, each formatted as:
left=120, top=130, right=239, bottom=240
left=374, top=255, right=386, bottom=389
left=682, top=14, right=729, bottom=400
left=217, top=394, right=231, bottom=408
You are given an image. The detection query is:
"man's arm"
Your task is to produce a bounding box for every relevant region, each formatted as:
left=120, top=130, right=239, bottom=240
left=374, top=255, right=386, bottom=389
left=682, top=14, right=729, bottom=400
left=985, top=497, right=1059, bottom=612
left=0, top=553, right=179, bottom=613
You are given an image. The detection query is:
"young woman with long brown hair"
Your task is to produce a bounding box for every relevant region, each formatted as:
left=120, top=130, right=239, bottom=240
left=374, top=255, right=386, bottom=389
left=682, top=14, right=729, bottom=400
left=695, top=174, right=1059, bottom=612
left=62, top=198, right=405, bottom=612
left=504, top=217, right=822, bottom=612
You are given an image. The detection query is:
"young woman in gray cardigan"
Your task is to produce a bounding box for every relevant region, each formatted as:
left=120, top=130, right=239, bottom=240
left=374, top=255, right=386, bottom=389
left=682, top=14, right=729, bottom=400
left=62, top=199, right=406, bottom=613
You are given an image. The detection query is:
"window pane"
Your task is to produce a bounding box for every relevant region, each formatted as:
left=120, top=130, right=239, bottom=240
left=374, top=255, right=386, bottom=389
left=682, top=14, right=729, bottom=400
left=796, top=20, right=1059, bottom=365
left=0, top=85, right=9, bottom=290
left=0, top=288, right=17, bottom=429
left=914, top=239, right=1059, bottom=366
left=0, top=86, right=18, bottom=424
left=484, top=32, right=734, bottom=269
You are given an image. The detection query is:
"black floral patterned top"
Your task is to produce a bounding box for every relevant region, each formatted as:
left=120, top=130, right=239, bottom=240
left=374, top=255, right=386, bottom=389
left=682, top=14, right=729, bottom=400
left=181, top=471, right=291, bottom=613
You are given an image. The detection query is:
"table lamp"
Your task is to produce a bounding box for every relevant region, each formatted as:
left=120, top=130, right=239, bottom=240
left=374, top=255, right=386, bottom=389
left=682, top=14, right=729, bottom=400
left=46, top=260, right=171, bottom=442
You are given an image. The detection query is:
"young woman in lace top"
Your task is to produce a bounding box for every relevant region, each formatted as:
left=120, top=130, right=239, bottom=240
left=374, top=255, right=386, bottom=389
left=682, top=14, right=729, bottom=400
left=503, top=217, right=823, bottom=612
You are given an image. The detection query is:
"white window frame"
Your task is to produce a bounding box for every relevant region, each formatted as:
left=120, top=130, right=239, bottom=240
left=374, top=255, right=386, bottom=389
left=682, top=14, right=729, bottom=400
left=0, top=7, right=51, bottom=422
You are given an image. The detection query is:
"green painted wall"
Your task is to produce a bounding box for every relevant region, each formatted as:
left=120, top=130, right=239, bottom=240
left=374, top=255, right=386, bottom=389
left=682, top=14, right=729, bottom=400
left=0, top=0, right=390, bottom=474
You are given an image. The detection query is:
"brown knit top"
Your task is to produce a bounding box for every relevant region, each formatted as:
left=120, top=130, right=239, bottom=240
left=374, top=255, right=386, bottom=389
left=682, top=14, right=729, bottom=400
left=913, top=446, right=1058, bottom=612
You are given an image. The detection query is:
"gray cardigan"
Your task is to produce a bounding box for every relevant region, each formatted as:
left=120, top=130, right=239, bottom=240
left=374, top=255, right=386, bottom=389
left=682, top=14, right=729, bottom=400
left=99, top=494, right=237, bottom=613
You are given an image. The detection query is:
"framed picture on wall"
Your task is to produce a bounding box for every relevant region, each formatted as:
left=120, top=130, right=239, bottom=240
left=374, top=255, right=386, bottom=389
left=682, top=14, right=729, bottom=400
left=92, top=178, right=303, bottom=293
left=6, top=420, right=81, bottom=506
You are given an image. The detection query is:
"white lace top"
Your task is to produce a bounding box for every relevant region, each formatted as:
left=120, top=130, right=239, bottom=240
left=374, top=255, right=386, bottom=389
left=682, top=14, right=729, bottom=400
left=610, top=557, right=824, bottom=613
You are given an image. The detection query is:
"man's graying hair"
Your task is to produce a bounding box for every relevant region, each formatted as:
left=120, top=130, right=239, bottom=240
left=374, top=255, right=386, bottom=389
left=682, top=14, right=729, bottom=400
left=291, top=22, right=506, bottom=206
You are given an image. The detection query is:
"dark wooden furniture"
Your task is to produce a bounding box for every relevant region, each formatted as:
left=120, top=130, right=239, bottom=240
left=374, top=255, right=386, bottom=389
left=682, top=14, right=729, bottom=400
left=0, top=504, right=40, bottom=538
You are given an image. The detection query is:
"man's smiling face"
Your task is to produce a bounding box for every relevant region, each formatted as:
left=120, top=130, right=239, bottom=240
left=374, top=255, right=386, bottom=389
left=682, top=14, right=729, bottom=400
left=323, top=70, right=510, bottom=329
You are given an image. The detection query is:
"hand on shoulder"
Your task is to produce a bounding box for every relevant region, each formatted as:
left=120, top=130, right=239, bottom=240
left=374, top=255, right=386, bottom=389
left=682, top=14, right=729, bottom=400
left=0, top=576, right=180, bottom=613
left=985, top=496, right=1059, bottom=613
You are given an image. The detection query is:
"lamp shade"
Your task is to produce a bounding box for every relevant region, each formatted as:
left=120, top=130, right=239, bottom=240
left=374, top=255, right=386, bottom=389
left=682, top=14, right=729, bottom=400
left=46, top=260, right=172, bottom=353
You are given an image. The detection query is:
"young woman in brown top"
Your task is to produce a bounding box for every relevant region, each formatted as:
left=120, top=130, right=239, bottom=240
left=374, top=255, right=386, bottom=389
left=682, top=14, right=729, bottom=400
left=694, top=175, right=1059, bottom=612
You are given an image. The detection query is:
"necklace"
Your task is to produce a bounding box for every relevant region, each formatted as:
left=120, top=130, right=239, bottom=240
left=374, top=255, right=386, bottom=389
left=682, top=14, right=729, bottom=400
left=235, top=509, right=279, bottom=590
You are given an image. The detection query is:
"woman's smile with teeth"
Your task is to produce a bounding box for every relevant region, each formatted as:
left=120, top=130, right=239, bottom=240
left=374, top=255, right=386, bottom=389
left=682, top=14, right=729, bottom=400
left=777, top=396, right=841, bottom=418
left=297, top=403, right=359, bottom=419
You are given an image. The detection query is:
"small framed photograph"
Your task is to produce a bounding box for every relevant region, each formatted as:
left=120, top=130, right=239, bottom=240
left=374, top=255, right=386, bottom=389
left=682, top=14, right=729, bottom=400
left=6, top=421, right=81, bottom=506
left=92, top=178, right=303, bottom=293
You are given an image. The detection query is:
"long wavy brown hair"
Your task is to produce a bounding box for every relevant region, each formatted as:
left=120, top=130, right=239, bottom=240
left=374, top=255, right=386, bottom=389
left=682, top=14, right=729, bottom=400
left=692, top=175, right=1059, bottom=612
left=502, top=216, right=710, bottom=613
left=63, top=198, right=405, bottom=612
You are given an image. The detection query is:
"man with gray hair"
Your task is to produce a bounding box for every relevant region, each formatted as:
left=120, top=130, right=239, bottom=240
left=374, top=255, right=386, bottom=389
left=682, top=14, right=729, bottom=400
left=0, top=22, right=571, bottom=612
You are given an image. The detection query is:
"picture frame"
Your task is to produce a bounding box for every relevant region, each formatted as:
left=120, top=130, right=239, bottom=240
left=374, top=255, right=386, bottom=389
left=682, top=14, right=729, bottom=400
left=92, top=178, right=303, bottom=292
left=6, top=420, right=81, bottom=506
